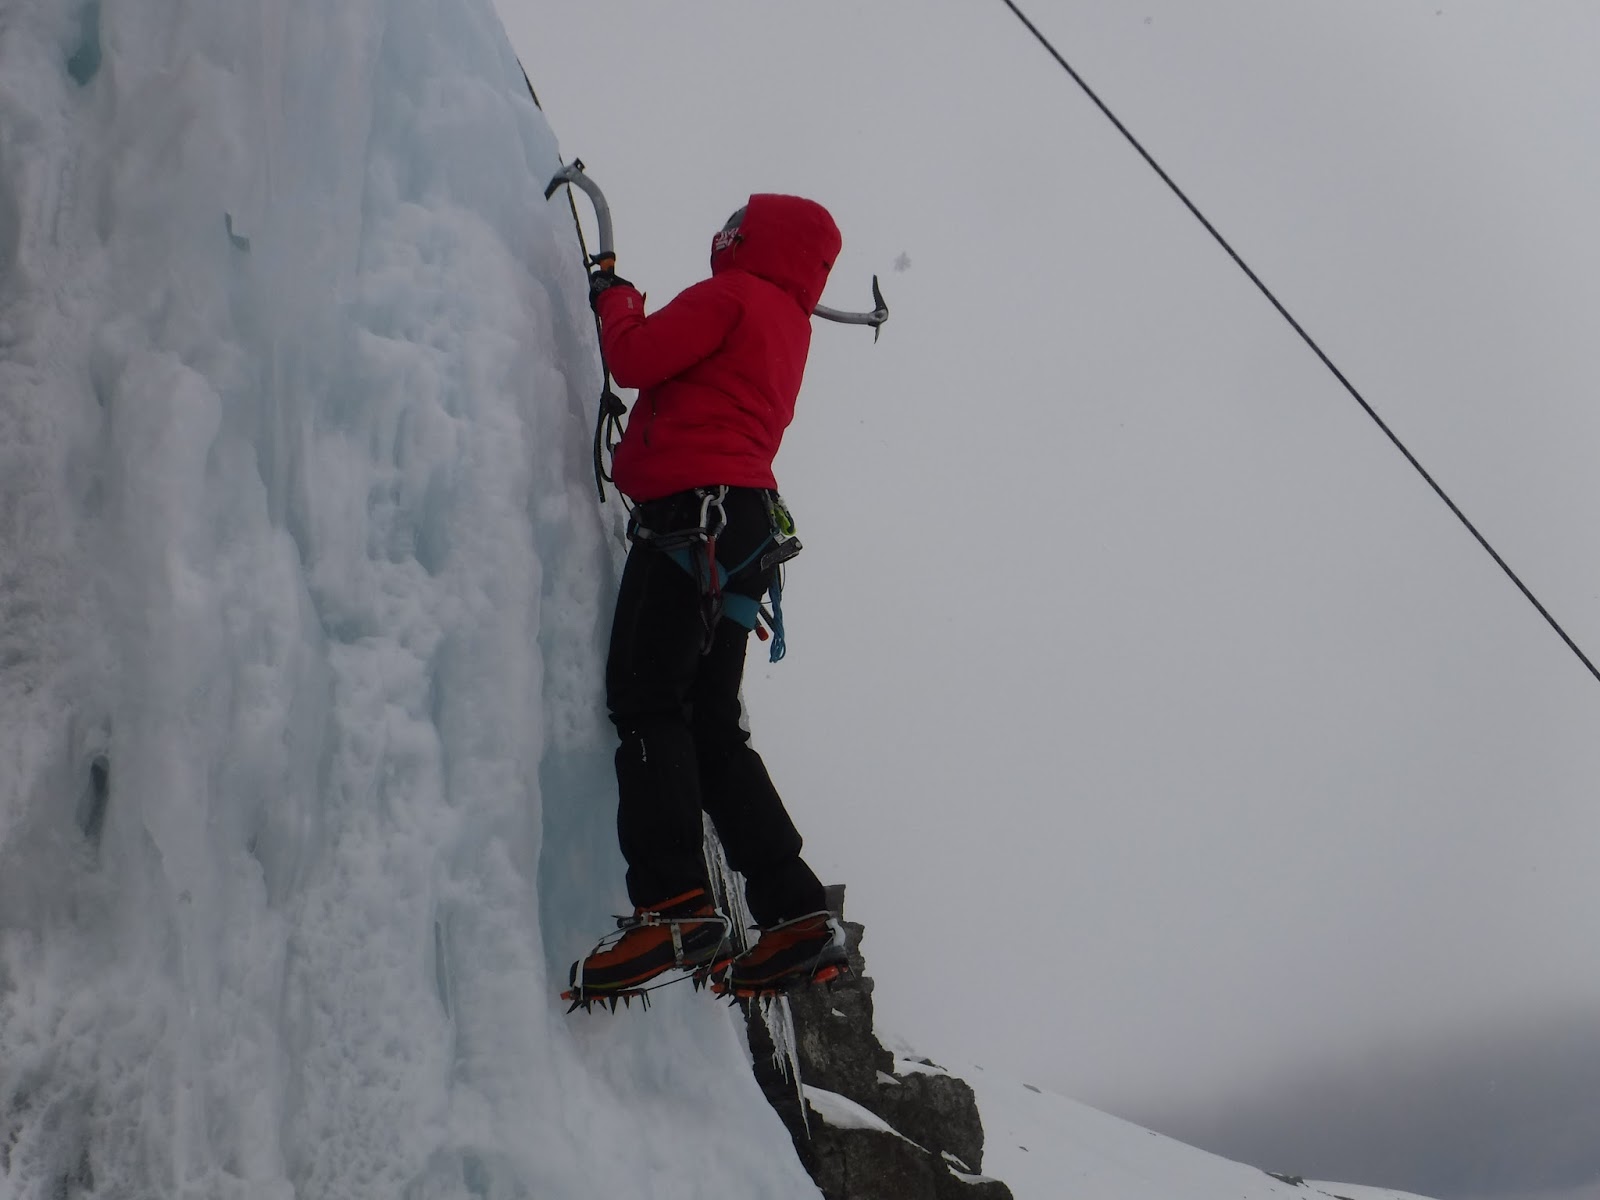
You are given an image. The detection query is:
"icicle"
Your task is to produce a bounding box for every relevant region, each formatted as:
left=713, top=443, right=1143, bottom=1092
left=702, top=815, right=755, bottom=953
left=760, top=995, right=808, bottom=1139
left=704, top=817, right=807, bottom=1133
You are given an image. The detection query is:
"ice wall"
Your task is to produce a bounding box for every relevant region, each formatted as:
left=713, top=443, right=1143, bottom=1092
left=0, top=1, right=817, bottom=1196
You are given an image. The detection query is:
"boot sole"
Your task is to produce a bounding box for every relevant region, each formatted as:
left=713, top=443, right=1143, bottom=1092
left=714, top=950, right=850, bottom=999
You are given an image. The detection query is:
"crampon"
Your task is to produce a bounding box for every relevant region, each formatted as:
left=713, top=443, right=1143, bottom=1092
left=710, top=912, right=851, bottom=1002
left=562, top=906, right=733, bottom=1015
left=710, top=957, right=850, bottom=1003
left=562, top=960, right=732, bottom=1014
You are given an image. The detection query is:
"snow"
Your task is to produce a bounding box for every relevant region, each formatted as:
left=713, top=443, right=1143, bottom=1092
left=894, top=1055, right=952, bottom=1079
left=0, top=0, right=816, bottom=1196
left=801, top=1086, right=916, bottom=1144
left=940, top=1151, right=1002, bottom=1186
left=959, top=1062, right=1438, bottom=1200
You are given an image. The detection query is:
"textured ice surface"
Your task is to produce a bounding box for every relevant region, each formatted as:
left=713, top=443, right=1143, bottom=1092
left=0, top=1, right=816, bottom=1196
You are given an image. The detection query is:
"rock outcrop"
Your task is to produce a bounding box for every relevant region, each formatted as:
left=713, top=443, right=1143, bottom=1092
left=745, top=889, right=1013, bottom=1200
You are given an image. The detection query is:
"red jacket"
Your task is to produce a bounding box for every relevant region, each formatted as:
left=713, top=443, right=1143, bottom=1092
left=595, top=194, right=841, bottom=502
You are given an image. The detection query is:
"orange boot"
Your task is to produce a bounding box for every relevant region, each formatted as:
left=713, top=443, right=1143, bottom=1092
left=566, top=889, right=731, bottom=1005
left=721, top=912, right=847, bottom=997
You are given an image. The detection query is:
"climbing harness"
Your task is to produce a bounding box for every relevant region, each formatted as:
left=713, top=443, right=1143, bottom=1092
left=627, top=488, right=802, bottom=663
left=996, top=0, right=1600, bottom=688
left=754, top=491, right=804, bottom=661
left=542, top=160, right=889, bottom=503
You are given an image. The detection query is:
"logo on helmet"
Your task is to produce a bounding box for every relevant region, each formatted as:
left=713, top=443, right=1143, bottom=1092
left=712, top=206, right=747, bottom=255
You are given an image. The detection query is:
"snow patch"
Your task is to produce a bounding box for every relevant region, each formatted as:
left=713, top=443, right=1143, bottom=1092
left=960, top=1065, right=1442, bottom=1200
left=802, top=1085, right=922, bottom=1149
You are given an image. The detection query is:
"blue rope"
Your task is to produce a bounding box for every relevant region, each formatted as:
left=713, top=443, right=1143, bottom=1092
left=663, top=540, right=788, bottom=660
left=766, top=574, right=787, bottom=664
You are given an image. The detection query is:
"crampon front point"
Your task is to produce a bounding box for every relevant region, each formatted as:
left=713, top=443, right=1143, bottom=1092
left=561, top=957, right=731, bottom=1014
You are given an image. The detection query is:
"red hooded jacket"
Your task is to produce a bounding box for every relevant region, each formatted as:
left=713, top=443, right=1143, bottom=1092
left=595, top=194, right=842, bottom=502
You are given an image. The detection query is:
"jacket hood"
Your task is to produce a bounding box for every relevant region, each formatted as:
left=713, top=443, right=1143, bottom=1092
left=709, top=193, right=841, bottom=314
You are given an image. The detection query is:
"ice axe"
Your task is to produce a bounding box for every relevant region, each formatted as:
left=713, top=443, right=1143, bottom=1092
left=545, top=159, right=626, bottom=503
left=545, top=160, right=616, bottom=271
left=545, top=159, right=889, bottom=337
left=815, top=276, right=889, bottom=342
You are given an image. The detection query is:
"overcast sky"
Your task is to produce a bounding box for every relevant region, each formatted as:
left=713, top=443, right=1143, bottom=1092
left=501, top=5, right=1600, bottom=1197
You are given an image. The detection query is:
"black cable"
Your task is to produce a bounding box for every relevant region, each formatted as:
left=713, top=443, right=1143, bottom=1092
left=998, top=0, right=1599, bottom=687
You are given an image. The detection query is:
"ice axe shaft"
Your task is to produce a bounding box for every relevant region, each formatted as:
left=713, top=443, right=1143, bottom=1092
left=814, top=275, right=889, bottom=341
left=545, top=160, right=615, bottom=268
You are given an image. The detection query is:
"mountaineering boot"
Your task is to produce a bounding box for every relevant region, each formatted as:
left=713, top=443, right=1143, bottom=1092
left=721, top=911, right=848, bottom=997
left=567, top=888, right=731, bottom=1000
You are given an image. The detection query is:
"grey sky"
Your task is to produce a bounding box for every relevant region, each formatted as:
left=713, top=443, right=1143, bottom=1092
left=1129, top=1008, right=1600, bottom=1200
left=503, top=3, right=1600, bottom=1195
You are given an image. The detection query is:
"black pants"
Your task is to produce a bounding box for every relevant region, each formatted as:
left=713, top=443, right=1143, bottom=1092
left=606, top=488, right=824, bottom=927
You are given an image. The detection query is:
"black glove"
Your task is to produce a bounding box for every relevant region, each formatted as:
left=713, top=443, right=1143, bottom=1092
left=588, top=268, right=634, bottom=309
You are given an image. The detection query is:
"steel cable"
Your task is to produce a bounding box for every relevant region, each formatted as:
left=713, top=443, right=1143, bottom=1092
left=998, top=0, right=1598, bottom=686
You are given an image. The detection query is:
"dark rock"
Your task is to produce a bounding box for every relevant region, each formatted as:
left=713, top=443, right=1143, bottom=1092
left=873, top=1067, right=985, bottom=1176
left=782, top=918, right=893, bottom=1100
left=935, top=1164, right=1013, bottom=1200
left=804, top=1125, right=941, bottom=1200
left=744, top=891, right=1013, bottom=1200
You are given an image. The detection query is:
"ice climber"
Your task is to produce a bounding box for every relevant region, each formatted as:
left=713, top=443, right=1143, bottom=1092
left=567, top=194, right=848, bottom=1004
